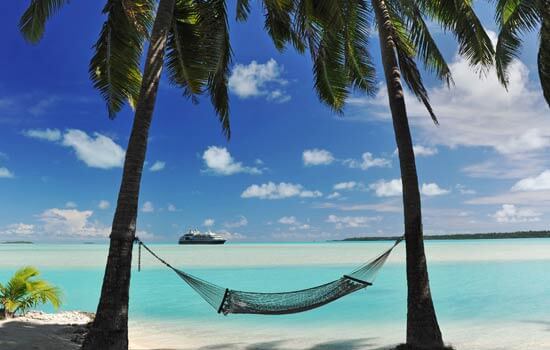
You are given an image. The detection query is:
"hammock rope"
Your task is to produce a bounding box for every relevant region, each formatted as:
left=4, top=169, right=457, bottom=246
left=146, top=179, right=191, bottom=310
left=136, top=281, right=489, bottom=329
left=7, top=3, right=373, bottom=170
left=134, top=236, right=403, bottom=315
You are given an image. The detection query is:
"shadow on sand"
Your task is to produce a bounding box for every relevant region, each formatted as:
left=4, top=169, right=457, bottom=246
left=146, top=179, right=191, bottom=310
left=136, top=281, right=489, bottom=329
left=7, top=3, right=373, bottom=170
left=0, top=319, right=86, bottom=350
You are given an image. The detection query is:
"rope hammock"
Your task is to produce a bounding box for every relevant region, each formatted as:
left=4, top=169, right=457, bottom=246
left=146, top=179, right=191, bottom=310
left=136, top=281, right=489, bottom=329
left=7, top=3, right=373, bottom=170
left=135, top=237, right=403, bottom=316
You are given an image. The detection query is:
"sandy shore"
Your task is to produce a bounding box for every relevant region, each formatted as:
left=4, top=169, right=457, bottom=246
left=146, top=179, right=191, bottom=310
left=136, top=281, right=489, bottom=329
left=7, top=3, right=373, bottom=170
left=1, top=311, right=549, bottom=349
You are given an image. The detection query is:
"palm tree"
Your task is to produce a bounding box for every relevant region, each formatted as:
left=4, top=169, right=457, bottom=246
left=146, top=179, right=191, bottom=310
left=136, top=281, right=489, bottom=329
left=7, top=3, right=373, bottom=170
left=0, top=266, right=62, bottom=319
left=495, top=0, right=549, bottom=107
left=20, top=0, right=231, bottom=348
left=236, top=1, right=493, bottom=347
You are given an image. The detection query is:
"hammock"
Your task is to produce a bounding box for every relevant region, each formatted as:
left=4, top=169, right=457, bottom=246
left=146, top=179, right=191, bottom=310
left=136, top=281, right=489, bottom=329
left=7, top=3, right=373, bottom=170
left=135, top=237, right=403, bottom=315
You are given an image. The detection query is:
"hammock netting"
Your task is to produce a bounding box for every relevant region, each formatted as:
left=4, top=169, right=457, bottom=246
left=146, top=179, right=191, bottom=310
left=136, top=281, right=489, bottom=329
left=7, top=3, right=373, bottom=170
left=137, top=237, right=402, bottom=316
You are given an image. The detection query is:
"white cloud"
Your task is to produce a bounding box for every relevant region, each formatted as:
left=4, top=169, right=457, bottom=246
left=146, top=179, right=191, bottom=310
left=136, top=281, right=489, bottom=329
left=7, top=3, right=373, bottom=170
left=141, top=201, right=154, bottom=213
left=456, top=184, right=476, bottom=195
left=512, top=170, right=550, bottom=192
left=39, top=208, right=109, bottom=237
left=23, top=128, right=62, bottom=141
left=302, top=149, right=334, bottom=166
left=23, top=128, right=126, bottom=169
left=491, top=204, right=541, bottom=223
left=62, top=129, right=125, bottom=169
left=241, top=182, right=322, bottom=200
left=326, top=192, right=341, bottom=199
left=216, top=229, right=246, bottom=240
left=228, top=59, right=290, bottom=103
left=0, top=223, right=35, bottom=236
left=167, top=203, right=177, bottom=212
left=149, top=161, right=165, bottom=172
left=202, top=146, right=261, bottom=175
left=421, top=183, right=450, bottom=196
left=203, top=218, right=215, bottom=227
left=369, top=179, right=402, bottom=197
left=98, top=200, right=110, bottom=210
left=65, top=201, right=78, bottom=208
left=224, top=216, right=248, bottom=228
left=0, top=167, right=14, bottom=178
left=326, top=214, right=381, bottom=229
left=334, top=181, right=358, bottom=190
left=343, top=152, right=391, bottom=170
left=349, top=41, right=549, bottom=178
left=369, top=179, right=449, bottom=197
left=413, top=145, right=438, bottom=157
left=278, top=216, right=297, bottom=225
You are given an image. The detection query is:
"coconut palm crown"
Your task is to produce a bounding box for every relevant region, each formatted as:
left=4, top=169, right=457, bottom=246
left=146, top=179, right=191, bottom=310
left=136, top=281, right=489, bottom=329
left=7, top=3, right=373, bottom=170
left=0, top=266, right=62, bottom=319
left=495, top=0, right=549, bottom=107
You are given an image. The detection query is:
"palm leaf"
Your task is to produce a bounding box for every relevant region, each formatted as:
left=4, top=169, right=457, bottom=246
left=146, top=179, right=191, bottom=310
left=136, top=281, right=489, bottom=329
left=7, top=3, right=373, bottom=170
left=89, top=0, right=155, bottom=118
left=19, top=0, right=68, bottom=43
left=236, top=0, right=252, bottom=21
left=495, top=0, right=541, bottom=87
left=386, top=3, right=438, bottom=123
left=539, top=6, right=550, bottom=106
left=423, top=0, right=494, bottom=70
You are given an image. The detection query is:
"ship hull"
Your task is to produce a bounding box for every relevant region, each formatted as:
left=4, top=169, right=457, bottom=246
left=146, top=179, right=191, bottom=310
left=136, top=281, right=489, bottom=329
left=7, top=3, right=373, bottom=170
left=178, top=240, right=226, bottom=245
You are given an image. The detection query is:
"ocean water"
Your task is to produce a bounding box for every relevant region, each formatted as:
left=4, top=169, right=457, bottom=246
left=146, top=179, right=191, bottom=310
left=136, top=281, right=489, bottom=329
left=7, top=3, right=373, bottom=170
left=1, top=239, right=550, bottom=347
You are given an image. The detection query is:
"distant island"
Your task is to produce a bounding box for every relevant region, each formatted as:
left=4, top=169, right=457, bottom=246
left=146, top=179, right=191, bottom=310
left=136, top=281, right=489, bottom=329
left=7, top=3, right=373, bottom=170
left=336, top=231, right=550, bottom=241
left=1, top=241, right=33, bottom=244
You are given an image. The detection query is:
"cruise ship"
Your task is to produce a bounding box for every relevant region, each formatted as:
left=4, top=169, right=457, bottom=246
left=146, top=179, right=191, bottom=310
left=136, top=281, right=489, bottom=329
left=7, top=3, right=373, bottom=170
left=178, top=229, right=226, bottom=245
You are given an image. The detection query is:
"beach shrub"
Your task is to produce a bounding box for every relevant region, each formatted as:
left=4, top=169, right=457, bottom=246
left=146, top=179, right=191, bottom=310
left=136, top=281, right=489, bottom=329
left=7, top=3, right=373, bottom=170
left=0, top=266, right=62, bottom=319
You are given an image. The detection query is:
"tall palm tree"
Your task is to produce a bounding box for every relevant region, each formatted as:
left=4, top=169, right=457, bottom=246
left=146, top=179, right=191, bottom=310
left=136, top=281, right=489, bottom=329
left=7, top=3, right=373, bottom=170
left=495, top=0, right=549, bottom=107
left=20, top=0, right=231, bottom=348
left=237, top=1, right=493, bottom=347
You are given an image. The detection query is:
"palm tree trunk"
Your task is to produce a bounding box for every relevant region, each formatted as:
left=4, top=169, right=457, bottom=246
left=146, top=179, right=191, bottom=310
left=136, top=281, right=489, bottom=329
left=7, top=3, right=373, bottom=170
left=82, top=0, right=175, bottom=349
left=371, top=0, right=444, bottom=348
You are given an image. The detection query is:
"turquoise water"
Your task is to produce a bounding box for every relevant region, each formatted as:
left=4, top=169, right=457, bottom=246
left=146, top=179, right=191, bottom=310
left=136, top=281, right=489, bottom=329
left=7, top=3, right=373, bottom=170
left=1, top=240, right=550, bottom=331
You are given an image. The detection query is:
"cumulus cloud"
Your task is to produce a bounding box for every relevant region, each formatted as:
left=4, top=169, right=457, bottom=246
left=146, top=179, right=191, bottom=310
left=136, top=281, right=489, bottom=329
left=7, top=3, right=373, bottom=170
left=369, top=179, right=402, bottom=197
left=149, top=161, right=165, bottom=172
left=62, top=129, right=125, bottom=169
left=343, top=152, right=391, bottom=170
left=369, top=179, right=449, bottom=197
left=278, top=216, right=297, bottom=225
left=326, top=192, right=341, bottom=199
left=302, top=149, right=335, bottom=166
left=0, top=223, right=35, bottom=236
left=512, top=170, right=550, bottom=191
left=491, top=204, right=541, bottom=223
left=202, top=146, right=261, bottom=175
left=39, top=208, right=109, bottom=237
left=349, top=41, right=549, bottom=178
left=413, top=145, right=438, bottom=157
left=333, top=181, right=359, bottom=191
left=167, top=204, right=177, bottom=212
left=98, top=200, right=110, bottom=210
left=224, top=216, right=248, bottom=228
left=326, top=214, right=381, bottom=229
left=23, top=128, right=62, bottom=141
left=23, top=128, right=126, bottom=169
left=0, top=167, right=14, bottom=178
left=228, top=59, right=290, bottom=103
left=203, top=218, right=215, bottom=227
left=65, top=201, right=77, bottom=208
left=421, top=183, right=450, bottom=196
left=141, top=201, right=154, bottom=213
left=241, top=182, right=322, bottom=200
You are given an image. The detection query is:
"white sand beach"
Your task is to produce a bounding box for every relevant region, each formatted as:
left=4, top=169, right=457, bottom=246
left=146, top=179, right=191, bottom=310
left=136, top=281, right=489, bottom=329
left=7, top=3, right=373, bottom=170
left=1, top=311, right=549, bottom=349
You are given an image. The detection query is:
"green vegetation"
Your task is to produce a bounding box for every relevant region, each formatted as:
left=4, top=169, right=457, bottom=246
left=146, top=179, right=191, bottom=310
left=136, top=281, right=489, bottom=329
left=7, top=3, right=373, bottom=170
left=337, top=231, right=550, bottom=242
left=0, top=266, right=62, bottom=319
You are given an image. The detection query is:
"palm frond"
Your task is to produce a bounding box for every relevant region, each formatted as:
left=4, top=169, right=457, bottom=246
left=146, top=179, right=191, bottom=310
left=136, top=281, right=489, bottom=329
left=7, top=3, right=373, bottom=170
left=538, top=6, right=550, bottom=106
left=262, top=0, right=295, bottom=51
left=341, top=0, right=377, bottom=95
left=386, top=5, right=437, bottom=123
left=89, top=0, right=155, bottom=118
left=395, top=0, right=453, bottom=85
left=423, top=0, right=494, bottom=70
left=495, top=0, right=541, bottom=87
left=200, top=0, right=232, bottom=139
left=19, top=0, right=68, bottom=43
left=236, top=0, right=251, bottom=21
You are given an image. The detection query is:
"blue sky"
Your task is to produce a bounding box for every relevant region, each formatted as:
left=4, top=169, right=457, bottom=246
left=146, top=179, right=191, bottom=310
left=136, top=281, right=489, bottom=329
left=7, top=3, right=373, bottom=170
left=1, top=2, right=548, bottom=242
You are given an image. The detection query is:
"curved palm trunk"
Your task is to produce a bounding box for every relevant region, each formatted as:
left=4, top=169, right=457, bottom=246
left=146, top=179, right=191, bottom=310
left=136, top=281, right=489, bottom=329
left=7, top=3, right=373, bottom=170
left=82, top=0, right=176, bottom=349
left=372, top=0, right=444, bottom=348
